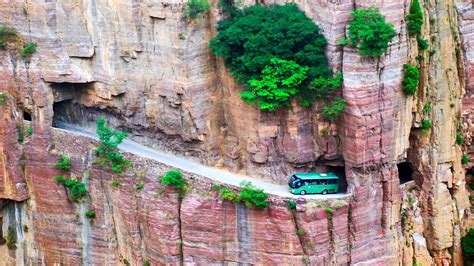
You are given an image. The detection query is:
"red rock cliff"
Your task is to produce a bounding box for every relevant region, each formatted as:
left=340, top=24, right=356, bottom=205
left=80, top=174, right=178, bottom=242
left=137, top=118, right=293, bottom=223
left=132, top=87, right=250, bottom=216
left=0, top=0, right=472, bottom=265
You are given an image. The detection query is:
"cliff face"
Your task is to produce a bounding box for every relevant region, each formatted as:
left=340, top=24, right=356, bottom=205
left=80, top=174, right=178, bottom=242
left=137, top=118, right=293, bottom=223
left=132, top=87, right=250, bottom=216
left=0, top=0, right=472, bottom=265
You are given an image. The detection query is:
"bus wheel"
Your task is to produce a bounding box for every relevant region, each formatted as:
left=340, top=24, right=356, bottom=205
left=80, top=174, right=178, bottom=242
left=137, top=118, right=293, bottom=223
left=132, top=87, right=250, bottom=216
left=322, top=190, right=328, bottom=195
left=300, top=190, right=306, bottom=195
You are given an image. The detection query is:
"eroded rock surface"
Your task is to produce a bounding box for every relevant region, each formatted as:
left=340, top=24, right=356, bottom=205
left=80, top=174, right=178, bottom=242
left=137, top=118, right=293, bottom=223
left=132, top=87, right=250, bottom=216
left=0, top=0, right=472, bottom=265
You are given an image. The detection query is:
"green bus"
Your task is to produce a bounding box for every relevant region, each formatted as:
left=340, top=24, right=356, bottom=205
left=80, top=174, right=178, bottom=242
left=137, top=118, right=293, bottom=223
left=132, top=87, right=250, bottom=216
left=288, top=172, right=339, bottom=195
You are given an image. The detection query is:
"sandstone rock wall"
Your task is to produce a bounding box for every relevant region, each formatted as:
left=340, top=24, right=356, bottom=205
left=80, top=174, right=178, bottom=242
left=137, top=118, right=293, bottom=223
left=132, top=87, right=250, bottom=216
left=0, top=0, right=472, bottom=265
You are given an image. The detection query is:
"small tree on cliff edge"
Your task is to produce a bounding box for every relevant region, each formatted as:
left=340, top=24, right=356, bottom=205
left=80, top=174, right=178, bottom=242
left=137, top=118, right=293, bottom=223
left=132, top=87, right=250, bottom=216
left=96, top=117, right=132, bottom=173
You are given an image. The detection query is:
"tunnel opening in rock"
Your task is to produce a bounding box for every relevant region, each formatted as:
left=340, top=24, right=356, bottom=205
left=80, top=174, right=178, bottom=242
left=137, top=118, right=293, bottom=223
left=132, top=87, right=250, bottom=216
left=397, top=162, right=414, bottom=184
left=327, top=165, right=348, bottom=193
left=50, top=82, right=95, bottom=127
left=23, top=111, right=31, bottom=121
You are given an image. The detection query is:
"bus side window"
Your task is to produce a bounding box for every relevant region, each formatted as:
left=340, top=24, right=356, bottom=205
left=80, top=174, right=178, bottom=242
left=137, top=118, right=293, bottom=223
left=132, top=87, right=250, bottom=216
left=330, top=179, right=338, bottom=184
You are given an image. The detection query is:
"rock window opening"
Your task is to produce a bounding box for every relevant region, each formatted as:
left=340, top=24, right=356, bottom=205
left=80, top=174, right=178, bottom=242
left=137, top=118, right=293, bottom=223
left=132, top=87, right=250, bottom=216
left=398, top=162, right=414, bottom=184
left=23, top=111, right=31, bottom=121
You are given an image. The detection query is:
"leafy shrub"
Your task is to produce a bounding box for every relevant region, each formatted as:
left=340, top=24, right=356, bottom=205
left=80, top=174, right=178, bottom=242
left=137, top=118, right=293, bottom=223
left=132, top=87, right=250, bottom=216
left=143, top=261, right=150, bottom=266
left=184, top=0, right=211, bottom=19
left=0, top=24, right=17, bottom=48
left=136, top=182, right=144, bottom=191
left=160, top=170, right=187, bottom=191
left=325, top=207, right=334, bottom=215
left=296, top=228, right=305, bottom=236
left=457, top=133, right=463, bottom=145
left=211, top=184, right=222, bottom=191
left=323, top=97, right=346, bottom=122
left=0, top=92, right=7, bottom=106
left=238, top=181, right=269, bottom=209
left=347, top=7, right=397, bottom=57
left=241, top=58, right=308, bottom=111
left=85, top=210, right=96, bottom=220
left=462, top=154, right=469, bottom=165
left=337, top=38, right=349, bottom=46
left=112, top=179, right=120, bottom=187
left=287, top=200, right=297, bottom=210
left=406, top=0, right=423, bottom=36
left=423, top=102, right=431, bottom=114
left=26, top=128, right=32, bottom=135
left=56, top=155, right=72, bottom=171
left=462, top=228, right=474, bottom=264
left=219, top=188, right=239, bottom=203
left=6, top=226, right=15, bottom=249
left=19, top=42, right=36, bottom=62
left=54, top=176, right=87, bottom=202
left=417, top=37, right=429, bottom=51
left=421, top=119, right=432, bottom=132
left=17, top=125, right=24, bottom=143
left=96, top=117, right=132, bottom=174
left=210, top=3, right=338, bottom=110
left=402, top=64, right=420, bottom=95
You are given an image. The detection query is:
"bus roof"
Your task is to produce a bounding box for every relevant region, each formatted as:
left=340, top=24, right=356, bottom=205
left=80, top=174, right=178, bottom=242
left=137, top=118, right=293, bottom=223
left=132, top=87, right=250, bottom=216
left=294, top=172, right=338, bottom=180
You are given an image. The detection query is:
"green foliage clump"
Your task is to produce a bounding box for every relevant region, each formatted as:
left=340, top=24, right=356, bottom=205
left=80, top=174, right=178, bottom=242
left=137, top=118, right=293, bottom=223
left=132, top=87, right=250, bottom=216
left=406, top=0, right=424, bottom=36
left=96, top=117, right=132, bottom=174
left=143, top=261, right=150, bottom=266
left=217, top=182, right=269, bottom=209
left=85, top=210, right=96, bottom=220
left=462, top=228, right=474, bottom=264
left=219, top=187, right=239, bottom=203
left=136, top=182, right=144, bottom=191
left=325, top=207, right=334, bottom=215
left=184, top=0, right=211, bottom=19
left=457, top=133, right=463, bottom=145
left=462, top=154, right=469, bottom=165
left=25, top=128, right=32, bottom=135
left=402, top=64, right=420, bottom=95
left=0, top=92, right=8, bottom=106
left=6, top=226, right=16, bottom=250
left=421, top=119, right=432, bottom=132
left=17, top=125, right=24, bottom=143
left=0, top=24, right=17, bottom=49
left=296, top=228, right=305, bottom=237
left=210, top=184, right=222, bottom=191
left=417, top=37, right=429, bottom=51
left=241, top=58, right=308, bottom=111
left=56, top=155, right=72, bottom=171
left=323, top=97, right=346, bottom=122
left=19, top=42, right=36, bottom=62
left=347, top=7, right=397, bottom=57
left=54, top=176, right=87, bottom=202
left=287, top=200, right=297, bottom=210
left=238, top=181, right=269, bottom=209
left=423, top=102, right=431, bottom=114
left=111, top=179, right=120, bottom=187
left=160, top=170, right=187, bottom=191
left=210, top=3, right=341, bottom=110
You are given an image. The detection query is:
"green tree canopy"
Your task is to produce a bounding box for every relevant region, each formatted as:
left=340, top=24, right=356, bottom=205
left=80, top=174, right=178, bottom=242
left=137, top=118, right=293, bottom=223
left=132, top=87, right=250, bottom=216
left=210, top=3, right=342, bottom=111
left=348, top=7, right=397, bottom=57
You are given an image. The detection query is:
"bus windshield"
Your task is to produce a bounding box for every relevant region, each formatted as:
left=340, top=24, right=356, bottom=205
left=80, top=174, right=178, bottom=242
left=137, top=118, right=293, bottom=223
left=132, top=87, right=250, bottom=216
left=288, top=175, right=301, bottom=188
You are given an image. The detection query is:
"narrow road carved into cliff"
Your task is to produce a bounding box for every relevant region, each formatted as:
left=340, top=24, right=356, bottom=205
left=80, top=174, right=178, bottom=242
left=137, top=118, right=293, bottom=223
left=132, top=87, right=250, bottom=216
left=55, top=123, right=349, bottom=199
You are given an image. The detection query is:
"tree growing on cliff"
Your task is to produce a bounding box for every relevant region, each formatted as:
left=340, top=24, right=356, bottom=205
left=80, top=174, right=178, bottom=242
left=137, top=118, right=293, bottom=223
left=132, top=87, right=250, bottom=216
left=54, top=176, right=88, bottom=203
left=240, top=58, right=308, bottom=111
left=96, top=117, right=132, bottom=174
left=406, top=0, right=424, bottom=36
left=347, top=7, right=397, bottom=57
left=210, top=3, right=343, bottom=111
left=402, top=64, right=420, bottom=95
left=160, top=170, right=187, bottom=191
left=184, top=0, right=211, bottom=19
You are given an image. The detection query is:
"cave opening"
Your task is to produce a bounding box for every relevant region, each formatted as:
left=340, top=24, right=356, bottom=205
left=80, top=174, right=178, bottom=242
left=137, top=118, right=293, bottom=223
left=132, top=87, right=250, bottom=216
left=23, top=111, right=31, bottom=121
left=397, top=162, right=414, bottom=184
